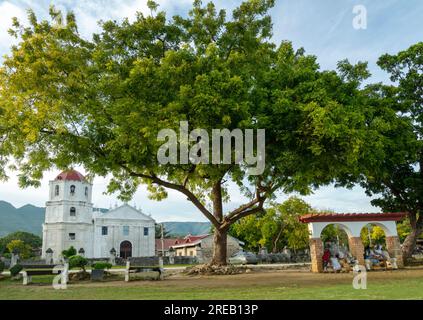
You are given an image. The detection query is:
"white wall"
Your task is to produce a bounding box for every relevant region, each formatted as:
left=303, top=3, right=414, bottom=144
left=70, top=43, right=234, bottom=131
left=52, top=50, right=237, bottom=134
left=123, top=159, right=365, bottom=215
left=308, top=220, right=399, bottom=239
left=93, top=219, right=155, bottom=258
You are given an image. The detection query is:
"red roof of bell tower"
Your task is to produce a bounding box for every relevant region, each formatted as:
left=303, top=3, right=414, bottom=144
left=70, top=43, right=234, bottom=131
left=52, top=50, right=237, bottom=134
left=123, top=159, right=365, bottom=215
left=55, top=170, right=86, bottom=182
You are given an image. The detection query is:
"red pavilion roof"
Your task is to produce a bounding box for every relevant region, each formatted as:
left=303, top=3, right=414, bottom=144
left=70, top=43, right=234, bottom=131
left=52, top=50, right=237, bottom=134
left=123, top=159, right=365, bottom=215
left=299, top=212, right=407, bottom=223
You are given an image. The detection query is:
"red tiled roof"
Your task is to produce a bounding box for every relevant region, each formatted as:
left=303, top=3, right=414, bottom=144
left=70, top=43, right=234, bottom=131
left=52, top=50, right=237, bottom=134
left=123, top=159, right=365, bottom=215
left=155, top=239, right=183, bottom=251
left=171, top=234, right=210, bottom=249
left=55, top=170, right=86, bottom=182
left=299, top=212, right=407, bottom=223
left=183, top=234, right=208, bottom=243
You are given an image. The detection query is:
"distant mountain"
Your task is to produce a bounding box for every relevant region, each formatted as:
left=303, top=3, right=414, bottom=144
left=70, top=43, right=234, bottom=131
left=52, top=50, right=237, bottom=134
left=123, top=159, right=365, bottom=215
left=0, top=200, right=211, bottom=238
left=163, top=221, right=211, bottom=237
left=0, top=201, right=44, bottom=237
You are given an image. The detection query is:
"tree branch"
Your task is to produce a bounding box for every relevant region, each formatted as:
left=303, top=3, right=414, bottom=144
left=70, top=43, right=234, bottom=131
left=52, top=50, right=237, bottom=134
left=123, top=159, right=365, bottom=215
left=121, top=166, right=220, bottom=228
left=223, top=201, right=265, bottom=229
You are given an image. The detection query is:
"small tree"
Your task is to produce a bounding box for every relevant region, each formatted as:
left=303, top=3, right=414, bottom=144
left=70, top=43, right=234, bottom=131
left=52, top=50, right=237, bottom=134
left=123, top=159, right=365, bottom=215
left=62, top=246, right=77, bottom=259
left=360, top=225, right=386, bottom=247
left=69, top=255, right=88, bottom=272
left=0, top=232, right=42, bottom=255
left=321, top=224, right=349, bottom=246
left=6, top=240, right=32, bottom=259
left=232, top=197, right=312, bottom=252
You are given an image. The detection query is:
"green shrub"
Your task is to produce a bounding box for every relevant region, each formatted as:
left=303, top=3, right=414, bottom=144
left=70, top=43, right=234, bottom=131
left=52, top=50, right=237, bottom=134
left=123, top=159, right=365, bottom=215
left=69, top=255, right=88, bottom=271
left=92, top=262, right=112, bottom=270
left=10, top=264, right=23, bottom=277
left=62, top=246, right=77, bottom=259
left=0, top=260, right=5, bottom=273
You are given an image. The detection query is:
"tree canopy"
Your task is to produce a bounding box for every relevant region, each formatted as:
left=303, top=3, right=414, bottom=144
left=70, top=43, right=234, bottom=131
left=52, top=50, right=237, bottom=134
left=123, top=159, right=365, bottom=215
left=0, top=231, right=42, bottom=256
left=0, top=1, right=381, bottom=264
left=344, top=42, right=423, bottom=259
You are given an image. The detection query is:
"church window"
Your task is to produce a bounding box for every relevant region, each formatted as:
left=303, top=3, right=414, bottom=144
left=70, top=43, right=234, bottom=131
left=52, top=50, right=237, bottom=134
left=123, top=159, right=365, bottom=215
left=144, top=227, right=149, bottom=236
left=70, top=207, right=76, bottom=217
left=85, top=187, right=89, bottom=197
left=70, top=185, right=76, bottom=195
left=102, top=226, right=108, bottom=235
left=123, top=226, right=129, bottom=236
left=69, top=233, right=76, bottom=240
left=55, top=185, right=60, bottom=196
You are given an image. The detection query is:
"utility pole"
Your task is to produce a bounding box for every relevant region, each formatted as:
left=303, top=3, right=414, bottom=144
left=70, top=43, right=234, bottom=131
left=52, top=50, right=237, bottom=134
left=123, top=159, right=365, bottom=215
left=161, top=223, right=165, bottom=257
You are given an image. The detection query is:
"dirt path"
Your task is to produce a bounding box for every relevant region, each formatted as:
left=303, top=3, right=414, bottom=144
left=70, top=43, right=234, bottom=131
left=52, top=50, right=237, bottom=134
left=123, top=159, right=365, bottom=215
left=63, top=267, right=423, bottom=290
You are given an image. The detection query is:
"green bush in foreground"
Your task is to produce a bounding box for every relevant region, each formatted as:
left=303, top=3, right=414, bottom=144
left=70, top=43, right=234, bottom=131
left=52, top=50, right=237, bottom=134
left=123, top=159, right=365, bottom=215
left=92, top=262, right=112, bottom=270
left=0, top=260, right=5, bottom=273
left=69, top=255, right=88, bottom=272
left=62, top=246, right=77, bottom=259
left=9, top=264, right=23, bottom=277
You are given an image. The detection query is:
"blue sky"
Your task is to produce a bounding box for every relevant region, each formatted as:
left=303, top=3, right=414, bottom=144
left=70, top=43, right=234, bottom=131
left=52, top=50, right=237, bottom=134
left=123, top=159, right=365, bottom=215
left=0, top=0, right=422, bottom=222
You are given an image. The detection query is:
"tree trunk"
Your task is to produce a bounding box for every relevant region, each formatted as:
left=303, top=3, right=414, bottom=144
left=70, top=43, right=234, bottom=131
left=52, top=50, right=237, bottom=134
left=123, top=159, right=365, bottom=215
left=272, top=224, right=284, bottom=253
left=402, top=225, right=422, bottom=262
left=210, top=181, right=228, bottom=266
left=211, top=227, right=228, bottom=266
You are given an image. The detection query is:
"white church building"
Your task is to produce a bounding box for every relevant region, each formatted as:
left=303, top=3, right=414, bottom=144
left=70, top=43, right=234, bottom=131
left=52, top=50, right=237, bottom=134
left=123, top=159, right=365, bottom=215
left=41, top=170, right=155, bottom=262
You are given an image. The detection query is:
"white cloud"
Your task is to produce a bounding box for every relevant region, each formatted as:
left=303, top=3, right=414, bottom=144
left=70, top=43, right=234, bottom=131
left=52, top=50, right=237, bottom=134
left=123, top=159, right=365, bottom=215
left=0, top=1, right=27, bottom=56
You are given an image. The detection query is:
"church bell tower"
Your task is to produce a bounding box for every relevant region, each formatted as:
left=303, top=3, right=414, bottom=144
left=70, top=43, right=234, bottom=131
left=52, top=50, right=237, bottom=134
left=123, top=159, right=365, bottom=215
left=42, top=170, right=94, bottom=262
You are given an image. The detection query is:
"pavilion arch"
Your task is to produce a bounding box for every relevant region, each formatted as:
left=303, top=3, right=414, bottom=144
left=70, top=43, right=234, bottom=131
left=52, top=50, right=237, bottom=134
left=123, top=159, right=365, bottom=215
left=300, top=212, right=407, bottom=273
left=308, top=222, right=354, bottom=239
left=365, top=222, right=397, bottom=238
left=319, top=223, right=351, bottom=251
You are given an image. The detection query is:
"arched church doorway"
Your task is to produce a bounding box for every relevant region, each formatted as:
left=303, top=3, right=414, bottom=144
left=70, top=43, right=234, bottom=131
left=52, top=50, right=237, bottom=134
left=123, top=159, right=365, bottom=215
left=120, top=241, right=132, bottom=259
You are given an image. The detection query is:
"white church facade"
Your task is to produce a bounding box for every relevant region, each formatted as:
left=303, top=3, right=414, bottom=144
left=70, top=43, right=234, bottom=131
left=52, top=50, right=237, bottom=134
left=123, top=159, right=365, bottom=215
left=41, top=170, right=155, bottom=262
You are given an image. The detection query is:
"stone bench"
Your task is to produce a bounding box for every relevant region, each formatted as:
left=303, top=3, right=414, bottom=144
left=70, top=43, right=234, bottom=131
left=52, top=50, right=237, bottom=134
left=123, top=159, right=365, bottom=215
left=20, top=264, right=68, bottom=285
left=124, top=261, right=163, bottom=282
left=365, top=258, right=398, bottom=271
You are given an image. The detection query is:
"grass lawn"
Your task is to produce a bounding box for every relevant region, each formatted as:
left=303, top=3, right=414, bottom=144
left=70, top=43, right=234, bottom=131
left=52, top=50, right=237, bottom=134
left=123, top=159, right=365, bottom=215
left=1, top=268, right=423, bottom=300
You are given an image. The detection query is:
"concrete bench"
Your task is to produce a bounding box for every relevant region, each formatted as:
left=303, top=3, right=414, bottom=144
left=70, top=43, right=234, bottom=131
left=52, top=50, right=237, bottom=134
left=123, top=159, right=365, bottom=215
left=20, top=264, right=68, bottom=285
left=365, top=258, right=398, bottom=271
left=124, top=261, right=164, bottom=282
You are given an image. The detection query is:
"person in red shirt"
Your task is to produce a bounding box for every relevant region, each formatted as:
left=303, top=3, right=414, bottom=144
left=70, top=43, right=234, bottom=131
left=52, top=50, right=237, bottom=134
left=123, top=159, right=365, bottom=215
left=322, top=247, right=331, bottom=270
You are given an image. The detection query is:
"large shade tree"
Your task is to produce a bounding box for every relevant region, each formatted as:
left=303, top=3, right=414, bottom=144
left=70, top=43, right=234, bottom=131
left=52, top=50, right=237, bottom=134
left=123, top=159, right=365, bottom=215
left=0, top=1, right=366, bottom=265
left=353, top=43, right=423, bottom=261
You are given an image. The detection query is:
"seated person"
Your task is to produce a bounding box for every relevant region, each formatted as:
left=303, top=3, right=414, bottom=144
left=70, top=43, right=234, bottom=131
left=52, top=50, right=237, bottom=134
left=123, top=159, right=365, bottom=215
left=322, top=247, right=331, bottom=270
left=365, top=245, right=383, bottom=267
left=329, top=242, right=340, bottom=257
left=345, top=252, right=357, bottom=265
left=338, top=254, right=351, bottom=272
left=373, top=244, right=387, bottom=261
left=330, top=255, right=342, bottom=272
left=374, top=244, right=388, bottom=268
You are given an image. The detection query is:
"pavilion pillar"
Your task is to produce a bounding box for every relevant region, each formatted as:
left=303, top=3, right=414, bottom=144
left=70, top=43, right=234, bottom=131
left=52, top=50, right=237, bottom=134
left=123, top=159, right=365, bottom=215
left=309, top=238, right=323, bottom=273
left=386, top=236, right=403, bottom=268
left=348, top=237, right=365, bottom=266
